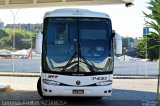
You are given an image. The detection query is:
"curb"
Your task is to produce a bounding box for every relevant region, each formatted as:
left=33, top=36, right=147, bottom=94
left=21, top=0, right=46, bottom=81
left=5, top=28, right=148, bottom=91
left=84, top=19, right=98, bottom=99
left=0, top=84, right=12, bottom=93
left=114, top=74, right=158, bottom=77
left=113, top=74, right=158, bottom=79
left=113, top=76, right=158, bottom=79
left=0, top=74, right=40, bottom=77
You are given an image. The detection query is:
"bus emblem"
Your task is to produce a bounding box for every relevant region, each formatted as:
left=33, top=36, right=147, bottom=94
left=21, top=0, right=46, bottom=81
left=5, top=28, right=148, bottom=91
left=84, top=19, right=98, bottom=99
left=48, top=75, right=58, bottom=78
left=76, top=80, right=81, bottom=85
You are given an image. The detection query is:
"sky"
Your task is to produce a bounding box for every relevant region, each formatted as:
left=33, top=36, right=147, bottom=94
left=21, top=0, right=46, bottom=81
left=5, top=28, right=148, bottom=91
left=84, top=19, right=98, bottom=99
left=0, top=0, right=150, bottom=37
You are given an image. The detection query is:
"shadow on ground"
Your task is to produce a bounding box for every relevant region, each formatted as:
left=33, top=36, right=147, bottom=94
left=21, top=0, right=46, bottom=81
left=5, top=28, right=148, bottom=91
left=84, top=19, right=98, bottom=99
left=0, top=89, right=158, bottom=106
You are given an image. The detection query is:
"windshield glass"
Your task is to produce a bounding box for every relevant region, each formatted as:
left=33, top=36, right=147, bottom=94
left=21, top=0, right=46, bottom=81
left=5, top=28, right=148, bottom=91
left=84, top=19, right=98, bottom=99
left=43, top=18, right=113, bottom=73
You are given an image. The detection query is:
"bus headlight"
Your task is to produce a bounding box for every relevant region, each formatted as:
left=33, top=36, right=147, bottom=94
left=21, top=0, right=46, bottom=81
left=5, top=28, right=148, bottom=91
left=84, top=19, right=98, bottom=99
left=96, top=81, right=112, bottom=86
left=43, top=79, right=60, bottom=86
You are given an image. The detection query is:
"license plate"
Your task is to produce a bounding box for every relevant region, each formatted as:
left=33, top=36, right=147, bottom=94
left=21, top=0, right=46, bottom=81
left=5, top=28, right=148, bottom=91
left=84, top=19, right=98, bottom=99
left=72, top=90, right=84, bottom=94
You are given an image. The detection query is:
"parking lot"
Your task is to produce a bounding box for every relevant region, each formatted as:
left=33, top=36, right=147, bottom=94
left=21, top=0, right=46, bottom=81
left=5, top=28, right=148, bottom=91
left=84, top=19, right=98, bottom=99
left=0, top=76, right=158, bottom=106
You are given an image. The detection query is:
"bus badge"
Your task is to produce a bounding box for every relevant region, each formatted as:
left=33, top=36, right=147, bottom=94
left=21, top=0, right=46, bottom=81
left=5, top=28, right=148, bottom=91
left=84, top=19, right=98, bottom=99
left=76, top=80, right=81, bottom=85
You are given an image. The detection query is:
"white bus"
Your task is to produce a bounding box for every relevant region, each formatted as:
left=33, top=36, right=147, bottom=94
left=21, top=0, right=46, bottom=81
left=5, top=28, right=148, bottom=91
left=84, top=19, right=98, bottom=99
left=36, top=8, right=122, bottom=98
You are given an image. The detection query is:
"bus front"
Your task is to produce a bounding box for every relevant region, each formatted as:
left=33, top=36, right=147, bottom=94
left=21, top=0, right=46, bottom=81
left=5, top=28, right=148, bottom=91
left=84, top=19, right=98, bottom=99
left=37, top=9, right=114, bottom=98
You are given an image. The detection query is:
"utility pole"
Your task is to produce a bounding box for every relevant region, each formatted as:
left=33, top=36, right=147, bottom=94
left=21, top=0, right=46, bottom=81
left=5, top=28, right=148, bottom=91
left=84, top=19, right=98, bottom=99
left=10, top=9, right=20, bottom=72
left=31, top=37, right=32, bottom=59
left=145, top=30, right=148, bottom=76
left=144, top=18, right=149, bottom=76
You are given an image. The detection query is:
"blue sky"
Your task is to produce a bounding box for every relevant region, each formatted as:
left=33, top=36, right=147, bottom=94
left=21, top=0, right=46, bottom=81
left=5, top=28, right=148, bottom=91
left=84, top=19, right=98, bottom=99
left=0, top=0, right=150, bottom=37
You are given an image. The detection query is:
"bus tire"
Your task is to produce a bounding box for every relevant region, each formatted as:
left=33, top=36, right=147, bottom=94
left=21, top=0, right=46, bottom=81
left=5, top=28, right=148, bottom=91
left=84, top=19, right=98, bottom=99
left=37, top=77, right=44, bottom=98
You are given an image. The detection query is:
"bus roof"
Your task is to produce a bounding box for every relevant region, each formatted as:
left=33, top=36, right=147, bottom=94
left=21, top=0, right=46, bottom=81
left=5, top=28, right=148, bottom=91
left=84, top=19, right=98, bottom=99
left=44, top=8, right=110, bottom=19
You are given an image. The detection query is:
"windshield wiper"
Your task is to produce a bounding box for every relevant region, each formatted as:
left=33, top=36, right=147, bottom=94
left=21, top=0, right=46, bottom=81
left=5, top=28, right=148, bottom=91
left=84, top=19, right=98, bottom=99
left=62, top=47, right=95, bottom=72
left=62, top=19, right=95, bottom=72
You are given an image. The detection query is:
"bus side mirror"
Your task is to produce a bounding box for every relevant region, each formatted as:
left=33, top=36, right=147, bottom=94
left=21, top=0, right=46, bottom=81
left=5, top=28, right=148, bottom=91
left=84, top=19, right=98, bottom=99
left=35, top=32, right=43, bottom=54
left=115, top=33, right=122, bottom=54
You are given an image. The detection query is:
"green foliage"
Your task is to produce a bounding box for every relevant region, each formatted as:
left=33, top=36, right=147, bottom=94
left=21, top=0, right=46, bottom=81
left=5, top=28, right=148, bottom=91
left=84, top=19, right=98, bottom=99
left=144, top=0, right=160, bottom=25
left=143, top=1, right=160, bottom=104
left=147, top=34, right=159, bottom=61
left=136, top=34, right=159, bottom=61
left=143, top=0, right=160, bottom=40
left=0, top=29, right=7, bottom=38
left=0, top=28, right=36, bottom=50
left=136, top=38, right=145, bottom=58
left=140, top=0, right=160, bottom=61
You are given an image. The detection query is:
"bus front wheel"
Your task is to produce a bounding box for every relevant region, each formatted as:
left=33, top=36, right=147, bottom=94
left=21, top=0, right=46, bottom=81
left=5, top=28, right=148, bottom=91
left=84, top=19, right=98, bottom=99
left=37, top=77, right=44, bottom=98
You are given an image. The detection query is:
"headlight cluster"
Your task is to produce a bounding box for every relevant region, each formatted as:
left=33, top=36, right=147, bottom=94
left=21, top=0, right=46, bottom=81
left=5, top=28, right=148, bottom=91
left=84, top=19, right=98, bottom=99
left=96, top=80, right=112, bottom=86
left=43, top=79, right=60, bottom=86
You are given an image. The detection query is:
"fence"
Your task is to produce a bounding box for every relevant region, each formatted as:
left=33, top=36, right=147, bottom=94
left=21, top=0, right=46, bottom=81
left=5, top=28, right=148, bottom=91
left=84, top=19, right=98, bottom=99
left=0, top=57, right=158, bottom=76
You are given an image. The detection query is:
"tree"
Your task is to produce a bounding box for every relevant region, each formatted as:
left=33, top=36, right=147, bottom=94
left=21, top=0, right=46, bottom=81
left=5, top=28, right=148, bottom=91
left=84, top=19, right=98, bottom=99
left=0, top=28, right=36, bottom=50
left=0, top=29, right=7, bottom=38
left=136, top=38, right=145, bottom=58
left=147, top=34, right=159, bottom=61
left=136, top=34, right=159, bottom=61
left=143, top=0, right=160, bottom=105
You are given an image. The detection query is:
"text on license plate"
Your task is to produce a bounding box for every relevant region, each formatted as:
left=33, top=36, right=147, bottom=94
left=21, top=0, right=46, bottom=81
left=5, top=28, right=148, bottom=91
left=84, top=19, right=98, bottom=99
left=72, top=90, right=84, bottom=94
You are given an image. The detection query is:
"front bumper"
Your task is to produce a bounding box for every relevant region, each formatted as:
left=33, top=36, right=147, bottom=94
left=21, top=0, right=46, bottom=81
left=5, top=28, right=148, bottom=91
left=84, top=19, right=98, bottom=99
left=42, top=83, right=112, bottom=97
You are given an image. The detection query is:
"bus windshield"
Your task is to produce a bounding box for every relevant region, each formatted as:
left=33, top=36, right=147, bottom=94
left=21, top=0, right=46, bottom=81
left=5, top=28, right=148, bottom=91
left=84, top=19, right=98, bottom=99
left=43, top=17, right=113, bottom=73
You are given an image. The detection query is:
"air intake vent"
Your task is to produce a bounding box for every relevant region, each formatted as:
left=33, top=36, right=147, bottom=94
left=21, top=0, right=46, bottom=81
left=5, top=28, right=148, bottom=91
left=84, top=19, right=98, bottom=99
left=37, top=0, right=61, bottom=3
left=10, top=0, right=33, bottom=4
left=66, top=0, right=92, bottom=2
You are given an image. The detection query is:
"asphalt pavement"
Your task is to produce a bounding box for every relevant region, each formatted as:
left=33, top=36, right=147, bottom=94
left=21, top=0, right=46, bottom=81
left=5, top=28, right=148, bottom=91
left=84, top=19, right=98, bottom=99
left=0, top=76, right=159, bottom=106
